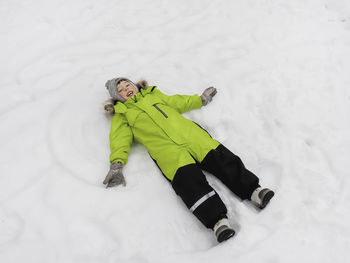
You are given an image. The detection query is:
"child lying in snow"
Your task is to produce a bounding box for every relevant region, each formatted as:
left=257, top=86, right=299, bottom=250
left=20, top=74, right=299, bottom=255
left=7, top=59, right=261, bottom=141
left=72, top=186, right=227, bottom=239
left=103, top=77, right=275, bottom=243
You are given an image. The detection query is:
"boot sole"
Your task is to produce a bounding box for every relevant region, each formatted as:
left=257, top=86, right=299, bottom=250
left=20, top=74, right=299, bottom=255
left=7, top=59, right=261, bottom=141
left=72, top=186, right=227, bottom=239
left=217, top=228, right=235, bottom=243
left=260, top=191, right=275, bottom=209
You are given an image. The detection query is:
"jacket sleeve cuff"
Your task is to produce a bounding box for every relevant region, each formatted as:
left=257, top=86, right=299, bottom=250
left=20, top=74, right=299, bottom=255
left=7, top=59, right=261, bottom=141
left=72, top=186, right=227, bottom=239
left=194, top=94, right=203, bottom=108
left=110, top=158, right=126, bottom=166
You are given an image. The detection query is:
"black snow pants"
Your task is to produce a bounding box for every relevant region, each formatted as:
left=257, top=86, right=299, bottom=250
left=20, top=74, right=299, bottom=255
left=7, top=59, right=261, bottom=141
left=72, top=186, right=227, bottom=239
left=171, top=144, right=260, bottom=229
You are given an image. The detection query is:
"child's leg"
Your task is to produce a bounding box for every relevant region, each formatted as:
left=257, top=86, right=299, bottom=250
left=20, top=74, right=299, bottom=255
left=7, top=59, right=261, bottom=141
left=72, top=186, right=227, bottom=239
left=171, top=163, right=228, bottom=230
left=198, top=144, right=260, bottom=200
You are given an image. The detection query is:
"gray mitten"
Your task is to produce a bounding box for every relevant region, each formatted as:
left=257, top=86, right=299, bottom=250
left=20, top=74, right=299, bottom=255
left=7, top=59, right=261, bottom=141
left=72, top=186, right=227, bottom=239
left=200, top=87, right=217, bottom=106
left=103, top=161, right=126, bottom=188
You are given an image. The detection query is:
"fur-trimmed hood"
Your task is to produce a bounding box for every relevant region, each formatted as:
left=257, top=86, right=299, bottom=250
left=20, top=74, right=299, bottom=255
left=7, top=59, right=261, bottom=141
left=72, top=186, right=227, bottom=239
left=103, top=79, right=149, bottom=115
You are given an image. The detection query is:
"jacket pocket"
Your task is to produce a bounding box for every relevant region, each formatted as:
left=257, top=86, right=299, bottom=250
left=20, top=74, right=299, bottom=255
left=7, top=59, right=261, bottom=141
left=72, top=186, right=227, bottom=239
left=153, top=103, right=168, bottom=118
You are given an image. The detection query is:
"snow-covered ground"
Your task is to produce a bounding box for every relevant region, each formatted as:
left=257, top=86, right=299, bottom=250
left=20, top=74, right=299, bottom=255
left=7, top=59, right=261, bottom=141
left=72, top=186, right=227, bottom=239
left=1, top=0, right=350, bottom=262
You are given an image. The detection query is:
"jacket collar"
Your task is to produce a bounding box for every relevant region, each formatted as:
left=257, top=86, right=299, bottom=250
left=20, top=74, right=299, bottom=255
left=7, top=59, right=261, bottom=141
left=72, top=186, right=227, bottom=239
left=114, top=86, right=158, bottom=113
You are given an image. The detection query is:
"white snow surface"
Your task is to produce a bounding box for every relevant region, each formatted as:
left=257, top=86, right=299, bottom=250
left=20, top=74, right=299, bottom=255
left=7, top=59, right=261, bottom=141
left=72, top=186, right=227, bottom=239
left=1, top=0, right=350, bottom=262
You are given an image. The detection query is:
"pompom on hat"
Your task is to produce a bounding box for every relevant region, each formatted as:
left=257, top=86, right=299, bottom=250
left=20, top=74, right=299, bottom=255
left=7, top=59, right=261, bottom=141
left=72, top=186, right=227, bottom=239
left=105, top=77, right=139, bottom=103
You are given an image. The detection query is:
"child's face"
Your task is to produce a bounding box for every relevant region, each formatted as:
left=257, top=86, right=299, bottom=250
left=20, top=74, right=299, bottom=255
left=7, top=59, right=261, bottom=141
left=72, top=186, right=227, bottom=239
left=117, top=80, right=138, bottom=100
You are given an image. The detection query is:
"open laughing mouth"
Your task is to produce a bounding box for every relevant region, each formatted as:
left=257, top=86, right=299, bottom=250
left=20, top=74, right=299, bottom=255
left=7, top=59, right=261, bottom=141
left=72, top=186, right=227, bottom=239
left=127, top=91, right=133, bottom=97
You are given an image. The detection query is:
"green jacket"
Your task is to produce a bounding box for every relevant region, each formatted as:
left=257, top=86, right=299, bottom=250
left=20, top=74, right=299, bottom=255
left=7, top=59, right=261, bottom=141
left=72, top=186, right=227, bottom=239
left=109, top=86, right=220, bottom=181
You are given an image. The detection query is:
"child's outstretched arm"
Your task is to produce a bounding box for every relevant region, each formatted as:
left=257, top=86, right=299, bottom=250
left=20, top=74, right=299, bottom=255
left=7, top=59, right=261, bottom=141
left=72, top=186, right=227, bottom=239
left=154, top=86, right=217, bottom=113
left=104, top=113, right=133, bottom=188
left=109, top=113, right=133, bottom=165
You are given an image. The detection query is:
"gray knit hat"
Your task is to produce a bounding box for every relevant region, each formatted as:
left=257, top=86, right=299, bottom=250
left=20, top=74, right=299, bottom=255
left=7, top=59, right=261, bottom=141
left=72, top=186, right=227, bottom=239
left=105, top=77, right=139, bottom=102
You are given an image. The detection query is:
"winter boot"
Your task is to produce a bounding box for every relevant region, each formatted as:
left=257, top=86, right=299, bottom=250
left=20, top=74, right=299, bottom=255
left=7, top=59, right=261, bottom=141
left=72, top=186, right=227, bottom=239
left=250, top=187, right=275, bottom=209
left=213, top=218, right=235, bottom=243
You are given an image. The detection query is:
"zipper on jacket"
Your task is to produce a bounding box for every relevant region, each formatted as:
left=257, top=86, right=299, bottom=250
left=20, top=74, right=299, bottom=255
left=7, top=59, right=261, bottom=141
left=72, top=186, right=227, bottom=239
left=153, top=104, right=168, bottom=118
